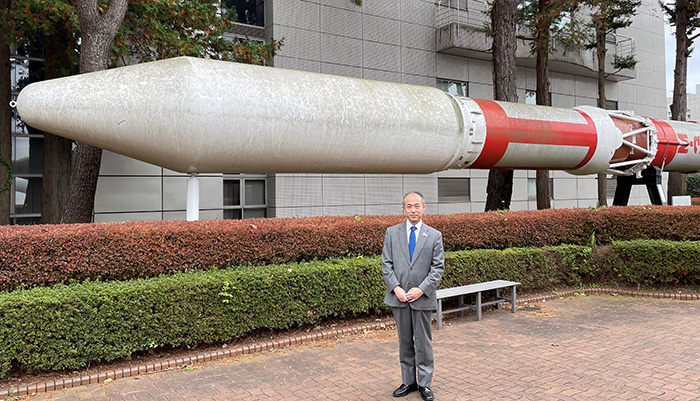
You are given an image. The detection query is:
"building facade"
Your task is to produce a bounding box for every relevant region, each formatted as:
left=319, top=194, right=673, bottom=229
left=10, top=0, right=669, bottom=223
left=666, top=91, right=700, bottom=122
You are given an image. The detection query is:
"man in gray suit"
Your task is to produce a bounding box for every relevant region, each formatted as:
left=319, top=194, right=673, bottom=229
left=382, top=192, right=445, bottom=401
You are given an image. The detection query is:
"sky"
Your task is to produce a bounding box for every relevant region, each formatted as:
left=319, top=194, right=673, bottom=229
left=665, top=22, right=700, bottom=97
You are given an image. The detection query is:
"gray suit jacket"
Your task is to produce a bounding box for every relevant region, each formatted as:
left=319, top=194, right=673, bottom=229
left=381, top=221, right=445, bottom=311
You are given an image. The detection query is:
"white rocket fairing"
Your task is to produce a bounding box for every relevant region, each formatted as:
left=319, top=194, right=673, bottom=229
left=15, top=56, right=700, bottom=176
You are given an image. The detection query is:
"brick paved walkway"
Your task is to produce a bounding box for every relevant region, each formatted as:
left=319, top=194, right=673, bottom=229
left=20, top=295, right=700, bottom=400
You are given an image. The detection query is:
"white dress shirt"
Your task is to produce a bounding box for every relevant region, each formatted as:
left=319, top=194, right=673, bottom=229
left=406, top=220, right=423, bottom=243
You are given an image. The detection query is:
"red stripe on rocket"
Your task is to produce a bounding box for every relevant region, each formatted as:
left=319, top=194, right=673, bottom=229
left=468, top=99, right=599, bottom=170
left=650, top=119, right=700, bottom=173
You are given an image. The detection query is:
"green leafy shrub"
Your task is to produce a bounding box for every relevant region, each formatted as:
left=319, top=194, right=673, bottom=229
left=2, top=206, right=700, bottom=291
left=0, top=244, right=594, bottom=377
left=0, top=257, right=386, bottom=378
left=600, top=240, right=700, bottom=286
left=687, top=173, right=700, bottom=197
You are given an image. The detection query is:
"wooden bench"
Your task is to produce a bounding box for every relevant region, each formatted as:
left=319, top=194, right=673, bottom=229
left=434, top=280, right=520, bottom=330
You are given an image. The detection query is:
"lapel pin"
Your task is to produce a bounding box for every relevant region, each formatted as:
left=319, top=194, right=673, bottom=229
left=422, top=232, right=428, bottom=237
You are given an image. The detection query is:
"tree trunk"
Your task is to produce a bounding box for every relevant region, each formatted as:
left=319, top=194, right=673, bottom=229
left=42, top=134, right=73, bottom=223
left=668, top=0, right=691, bottom=201
left=535, top=11, right=551, bottom=210
left=596, top=29, right=608, bottom=207
left=485, top=0, right=517, bottom=211
left=41, top=29, right=76, bottom=224
left=64, top=0, right=129, bottom=223
left=597, top=173, right=607, bottom=206
left=0, top=0, right=10, bottom=225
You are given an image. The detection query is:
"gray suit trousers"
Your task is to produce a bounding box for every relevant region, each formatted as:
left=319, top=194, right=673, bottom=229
left=392, top=306, right=433, bottom=387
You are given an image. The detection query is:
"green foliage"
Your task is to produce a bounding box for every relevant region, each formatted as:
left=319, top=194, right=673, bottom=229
left=1, top=240, right=698, bottom=378
left=660, top=0, right=700, bottom=32
left=0, top=257, right=386, bottom=378
left=586, top=0, right=640, bottom=35
left=0, top=0, right=281, bottom=77
left=517, top=0, right=590, bottom=55
left=606, top=240, right=700, bottom=285
left=687, top=173, right=700, bottom=196
left=114, top=0, right=281, bottom=66
left=440, top=245, right=591, bottom=290
left=612, top=54, right=638, bottom=70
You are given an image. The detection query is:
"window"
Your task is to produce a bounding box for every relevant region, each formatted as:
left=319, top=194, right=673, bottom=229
left=11, top=51, right=45, bottom=224
left=437, top=79, right=468, bottom=97
left=222, top=0, right=264, bottom=27
left=525, top=90, right=553, bottom=106
left=223, top=174, right=267, bottom=219
left=438, top=177, right=470, bottom=202
left=605, top=100, right=618, bottom=110
left=527, top=177, right=554, bottom=200
left=525, top=90, right=536, bottom=105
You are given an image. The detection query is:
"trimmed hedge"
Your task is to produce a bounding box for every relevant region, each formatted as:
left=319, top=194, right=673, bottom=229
left=0, top=257, right=386, bottom=378
left=2, top=206, right=700, bottom=291
left=3, top=240, right=697, bottom=378
left=603, top=240, right=700, bottom=285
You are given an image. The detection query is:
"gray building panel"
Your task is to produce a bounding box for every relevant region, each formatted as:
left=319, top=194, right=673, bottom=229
left=320, top=33, right=363, bottom=66
left=320, top=4, right=363, bottom=39
left=363, top=41, right=403, bottom=72
left=363, top=14, right=402, bottom=46
left=363, top=69, right=402, bottom=83
left=363, top=0, right=401, bottom=19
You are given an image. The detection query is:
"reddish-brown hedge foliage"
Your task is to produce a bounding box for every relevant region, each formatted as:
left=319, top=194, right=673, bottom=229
left=1, top=206, right=700, bottom=291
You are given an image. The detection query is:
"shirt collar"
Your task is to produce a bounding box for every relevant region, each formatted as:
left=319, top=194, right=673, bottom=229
left=406, top=220, right=423, bottom=234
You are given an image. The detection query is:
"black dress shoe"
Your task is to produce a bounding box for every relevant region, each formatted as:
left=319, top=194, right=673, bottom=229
left=393, top=383, right=418, bottom=397
left=419, top=386, right=434, bottom=401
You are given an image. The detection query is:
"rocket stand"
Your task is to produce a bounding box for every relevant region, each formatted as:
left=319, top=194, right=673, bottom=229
left=186, top=174, right=200, bottom=221
left=612, top=166, right=667, bottom=206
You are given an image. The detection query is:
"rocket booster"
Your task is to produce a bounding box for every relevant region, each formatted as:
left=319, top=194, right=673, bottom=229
left=14, top=56, right=700, bottom=175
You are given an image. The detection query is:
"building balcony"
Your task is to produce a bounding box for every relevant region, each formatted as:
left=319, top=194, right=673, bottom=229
left=435, top=0, right=636, bottom=82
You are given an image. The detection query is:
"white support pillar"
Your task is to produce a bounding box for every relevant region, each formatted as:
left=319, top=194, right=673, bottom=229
left=186, top=173, right=200, bottom=221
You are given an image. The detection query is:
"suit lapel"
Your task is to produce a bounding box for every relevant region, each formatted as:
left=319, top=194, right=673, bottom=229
left=409, top=225, right=430, bottom=267
left=395, top=224, right=411, bottom=265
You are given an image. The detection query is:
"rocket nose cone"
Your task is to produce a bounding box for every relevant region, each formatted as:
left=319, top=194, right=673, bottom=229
left=15, top=81, right=50, bottom=132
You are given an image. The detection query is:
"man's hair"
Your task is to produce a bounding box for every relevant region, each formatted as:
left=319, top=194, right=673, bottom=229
left=403, top=191, right=425, bottom=204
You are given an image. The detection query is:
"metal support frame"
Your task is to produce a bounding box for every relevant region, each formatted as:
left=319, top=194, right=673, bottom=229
left=612, top=166, right=667, bottom=206
left=186, top=173, right=200, bottom=221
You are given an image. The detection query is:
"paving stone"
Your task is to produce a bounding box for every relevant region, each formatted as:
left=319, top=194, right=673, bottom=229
left=21, top=296, right=700, bottom=401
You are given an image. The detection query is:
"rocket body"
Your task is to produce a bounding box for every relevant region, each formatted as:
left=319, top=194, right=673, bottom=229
left=15, top=56, right=700, bottom=175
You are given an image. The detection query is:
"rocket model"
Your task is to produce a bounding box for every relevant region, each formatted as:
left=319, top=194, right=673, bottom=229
left=14, top=57, right=700, bottom=179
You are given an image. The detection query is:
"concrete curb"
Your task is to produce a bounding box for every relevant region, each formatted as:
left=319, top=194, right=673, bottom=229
left=2, top=288, right=698, bottom=398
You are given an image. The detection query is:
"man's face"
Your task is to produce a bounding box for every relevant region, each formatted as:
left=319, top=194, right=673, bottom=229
left=403, top=193, right=426, bottom=225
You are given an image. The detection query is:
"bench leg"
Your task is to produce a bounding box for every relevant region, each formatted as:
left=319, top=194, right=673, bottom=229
left=476, top=291, right=482, bottom=321
left=495, top=288, right=500, bottom=310
left=458, top=295, right=465, bottom=317
left=437, top=299, right=443, bottom=330
left=511, top=285, right=517, bottom=313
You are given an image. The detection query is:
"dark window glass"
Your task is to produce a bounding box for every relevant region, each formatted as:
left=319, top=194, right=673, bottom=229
left=12, top=136, right=44, bottom=175
left=223, top=0, right=264, bottom=26
left=15, top=176, right=42, bottom=214
left=245, top=180, right=265, bottom=206
left=605, top=100, right=618, bottom=110
left=243, top=208, right=266, bottom=219
left=224, top=209, right=242, bottom=219
left=224, top=180, right=241, bottom=206
left=438, top=178, right=470, bottom=202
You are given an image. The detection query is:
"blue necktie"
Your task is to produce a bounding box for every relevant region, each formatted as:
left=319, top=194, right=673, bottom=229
left=409, top=226, right=416, bottom=261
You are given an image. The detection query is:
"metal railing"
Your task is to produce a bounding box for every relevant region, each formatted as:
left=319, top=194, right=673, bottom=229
left=436, top=0, right=490, bottom=34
